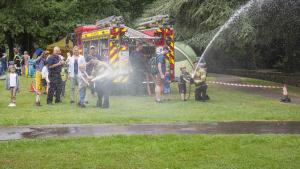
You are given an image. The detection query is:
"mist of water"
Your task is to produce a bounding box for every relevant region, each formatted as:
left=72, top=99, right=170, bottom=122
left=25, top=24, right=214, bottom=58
left=192, top=0, right=260, bottom=77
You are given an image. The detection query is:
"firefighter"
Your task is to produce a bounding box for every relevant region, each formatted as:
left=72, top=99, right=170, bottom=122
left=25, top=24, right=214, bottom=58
left=90, top=60, right=113, bottom=108
left=193, top=61, right=209, bottom=101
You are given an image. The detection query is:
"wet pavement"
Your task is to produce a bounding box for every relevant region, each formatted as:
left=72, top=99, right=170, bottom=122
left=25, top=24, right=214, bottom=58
left=0, top=121, right=300, bottom=141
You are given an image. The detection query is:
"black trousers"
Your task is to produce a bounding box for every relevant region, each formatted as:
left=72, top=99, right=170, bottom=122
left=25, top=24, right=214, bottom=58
left=61, top=81, right=66, bottom=97
left=95, top=81, right=110, bottom=108
left=16, top=67, right=22, bottom=76
left=195, top=83, right=208, bottom=101
left=47, top=79, right=62, bottom=104
left=129, top=71, right=144, bottom=96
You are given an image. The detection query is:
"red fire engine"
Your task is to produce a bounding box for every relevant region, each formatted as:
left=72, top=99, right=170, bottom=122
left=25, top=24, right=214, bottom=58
left=69, top=15, right=175, bottom=84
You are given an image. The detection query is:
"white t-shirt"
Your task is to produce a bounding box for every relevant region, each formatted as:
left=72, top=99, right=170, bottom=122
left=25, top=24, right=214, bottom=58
left=78, top=55, right=86, bottom=76
left=42, top=66, right=49, bottom=82
left=9, top=73, right=17, bottom=87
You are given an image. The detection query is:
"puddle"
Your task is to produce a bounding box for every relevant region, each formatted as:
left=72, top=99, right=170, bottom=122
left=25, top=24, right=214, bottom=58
left=0, top=121, right=299, bottom=141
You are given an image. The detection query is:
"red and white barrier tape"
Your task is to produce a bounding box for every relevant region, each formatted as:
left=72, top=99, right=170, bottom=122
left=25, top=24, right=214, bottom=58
left=207, top=81, right=282, bottom=89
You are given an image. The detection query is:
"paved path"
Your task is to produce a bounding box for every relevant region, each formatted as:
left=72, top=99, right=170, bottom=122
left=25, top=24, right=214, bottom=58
left=213, top=74, right=300, bottom=104
left=1, top=121, right=300, bottom=141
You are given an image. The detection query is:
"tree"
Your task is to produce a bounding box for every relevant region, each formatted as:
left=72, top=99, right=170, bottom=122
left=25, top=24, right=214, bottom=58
left=0, top=0, right=155, bottom=59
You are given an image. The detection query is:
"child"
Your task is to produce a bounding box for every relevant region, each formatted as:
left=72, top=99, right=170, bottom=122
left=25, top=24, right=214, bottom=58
left=280, top=84, right=291, bottom=103
left=6, top=62, right=20, bottom=107
left=41, top=62, right=49, bottom=94
left=163, top=70, right=171, bottom=100
left=23, top=51, right=30, bottom=77
left=178, top=66, right=190, bottom=101
left=28, top=56, right=35, bottom=77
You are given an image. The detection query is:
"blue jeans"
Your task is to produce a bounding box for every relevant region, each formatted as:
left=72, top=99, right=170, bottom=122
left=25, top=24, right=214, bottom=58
left=79, top=87, right=86, bottom=105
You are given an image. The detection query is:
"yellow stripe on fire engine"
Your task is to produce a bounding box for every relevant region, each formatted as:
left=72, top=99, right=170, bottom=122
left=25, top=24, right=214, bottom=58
left=170, top=42, right=174, bottom=48
left=82, top=29, right=109, bottom=39
left=109, top=53, right=119, bottom=64
left=170, top=50, right=174, bottom=56
left=166, top=53, right=170, bottom=58
left=109, top=47, right=117, bottom=56
left=170, top=57, right=175, bottom=64
left=120, top=46, right=127, bottom=51
left=170, top=34, right=174, bottom=40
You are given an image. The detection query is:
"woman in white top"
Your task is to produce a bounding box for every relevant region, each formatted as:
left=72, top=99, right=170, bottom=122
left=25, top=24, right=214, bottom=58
left=68, top=46, right=82, bottom=103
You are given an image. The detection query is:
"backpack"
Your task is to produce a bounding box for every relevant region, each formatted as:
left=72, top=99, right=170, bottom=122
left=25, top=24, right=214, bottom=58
left=150, top=56, right=159, bottom=75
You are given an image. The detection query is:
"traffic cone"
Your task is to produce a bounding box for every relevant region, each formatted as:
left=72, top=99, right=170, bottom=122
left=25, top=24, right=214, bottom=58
left=280, top=84, right=291, bottom=103
left=29, top=80, right=35, bottom=92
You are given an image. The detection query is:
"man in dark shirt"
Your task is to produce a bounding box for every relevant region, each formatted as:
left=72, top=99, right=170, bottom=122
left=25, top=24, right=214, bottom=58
left=84, top=46, right=100, bottom=98
left=85, top=46, right=102, bottom=75
left=129, top=43, right=145, bottom=95
left=47, top=46, right=65, bottom=104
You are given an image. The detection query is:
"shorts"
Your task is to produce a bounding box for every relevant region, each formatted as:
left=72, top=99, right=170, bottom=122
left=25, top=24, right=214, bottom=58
left=35, top=71, right=43, bottom=91
left=178, top=83, right=187, bottom=94
left=164, top=87, right=171, bottom=94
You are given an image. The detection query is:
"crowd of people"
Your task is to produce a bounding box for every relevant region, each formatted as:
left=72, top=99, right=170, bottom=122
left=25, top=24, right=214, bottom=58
left=2, top=44, right=209, bottom=107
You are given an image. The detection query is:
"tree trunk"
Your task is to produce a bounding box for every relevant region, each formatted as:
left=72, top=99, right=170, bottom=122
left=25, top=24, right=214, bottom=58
left=19, top=32, right=34, bottom=56
left=5, top=31, right=14, bottom=61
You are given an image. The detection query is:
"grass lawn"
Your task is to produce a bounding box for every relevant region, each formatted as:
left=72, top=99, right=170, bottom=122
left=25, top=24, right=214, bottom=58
left=0, top=76, right=300, bottom=125
left=0, top=134, right=299, bottom=169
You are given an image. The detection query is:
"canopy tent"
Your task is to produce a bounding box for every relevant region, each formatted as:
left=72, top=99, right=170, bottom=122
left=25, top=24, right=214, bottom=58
left=174, top=42, right=197, bottom=76
left=46, top=38, right=73, bottom=57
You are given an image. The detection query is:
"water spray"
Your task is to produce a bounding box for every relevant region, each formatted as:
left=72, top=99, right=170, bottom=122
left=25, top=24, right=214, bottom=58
left=192, top=0, right=259, bottom=77
left=91, top=62, right=130, bottom=82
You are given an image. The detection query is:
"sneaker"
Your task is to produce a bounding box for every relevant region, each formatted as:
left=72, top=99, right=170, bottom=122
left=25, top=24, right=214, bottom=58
left=70, top=101, right=75, bottom=104
left=77, top=102, right=86, bottom=108
left=155, top=100, right=163, bottom=103
left=35, top=102, right=41, bottom=106
left=11, top=103, right=16, bottom=107
left=8, top=103, right=14, bottom=107
left=79, top=104, right=86, bottom=108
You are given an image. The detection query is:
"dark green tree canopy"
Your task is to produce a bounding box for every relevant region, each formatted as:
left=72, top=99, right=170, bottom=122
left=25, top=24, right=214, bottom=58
left=0, top=0, right=155, bottom=59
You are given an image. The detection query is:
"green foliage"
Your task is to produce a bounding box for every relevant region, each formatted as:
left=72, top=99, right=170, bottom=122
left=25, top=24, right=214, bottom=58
left=142, top=0, right=300, bottom=72
left=0, top=0, right=155, bottom=55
